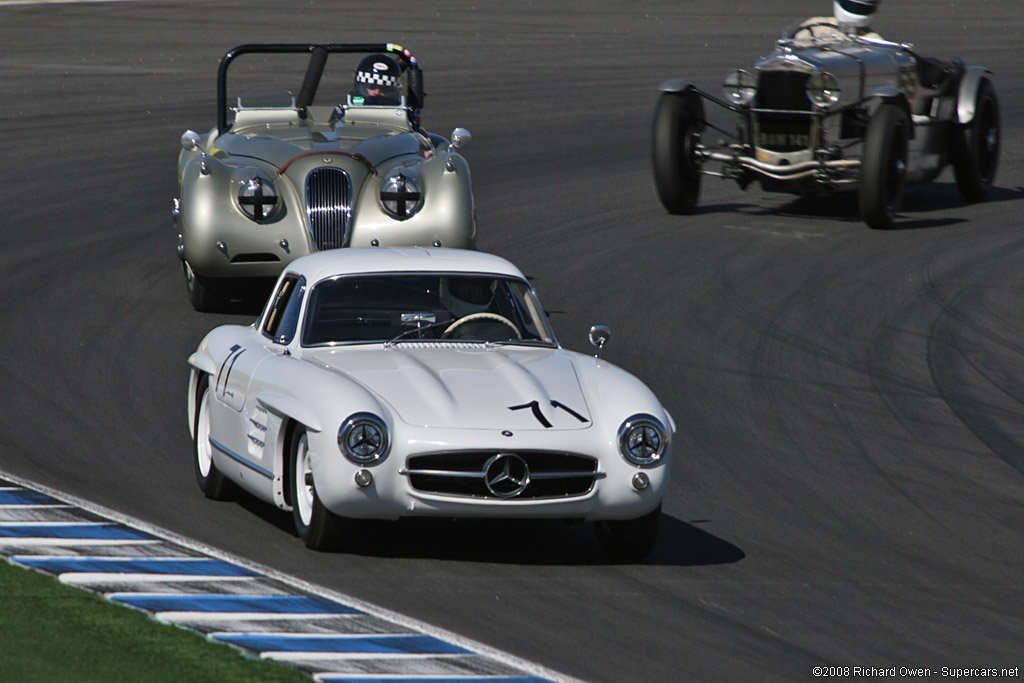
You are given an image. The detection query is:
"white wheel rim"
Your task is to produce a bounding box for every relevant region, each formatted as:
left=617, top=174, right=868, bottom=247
left=196, top=388, right=213, bottom=477
left=294, top=434, right=314, bottom=526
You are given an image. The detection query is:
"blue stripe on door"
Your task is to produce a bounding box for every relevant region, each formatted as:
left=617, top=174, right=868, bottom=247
left=0, top=524, right=154, bottom=540
left=112, top=594, right=361, bottom=615
left=213, top=633, right=473, bottom=654
left=13, top=557, right=260, bottom=577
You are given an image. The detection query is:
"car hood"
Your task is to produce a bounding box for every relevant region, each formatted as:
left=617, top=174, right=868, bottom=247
left=215, top=127, right=425, bottom=170
left=307, top=345, right=593, bottom=431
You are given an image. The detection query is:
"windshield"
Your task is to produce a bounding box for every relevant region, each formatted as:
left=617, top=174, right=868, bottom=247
left=301, top=273, right=556, bottom=346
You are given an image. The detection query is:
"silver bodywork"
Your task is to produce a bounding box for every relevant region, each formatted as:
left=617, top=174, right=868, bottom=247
left=173, top=44, right=475, bottom=295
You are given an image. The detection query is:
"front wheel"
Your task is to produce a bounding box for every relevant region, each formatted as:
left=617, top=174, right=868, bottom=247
left=859, top=103, right=910, bottom=230
left=652, top=91, right=704, bottom=215
left=594, top=504, right=661, bottom=563
left=289, top=425, right=350, bottom=551
left=193, top=375, right=236, bottom=500
left=951, top=79, right=1000, bottom=202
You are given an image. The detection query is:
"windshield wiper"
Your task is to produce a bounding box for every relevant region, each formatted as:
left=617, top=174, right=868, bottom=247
left=485, top=339, right=556, bottom=348
left=384, top=317, right=453, bottom=347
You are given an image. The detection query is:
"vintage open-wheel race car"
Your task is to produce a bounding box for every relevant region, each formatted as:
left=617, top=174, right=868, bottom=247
left=652, top=20, right=1000, bottom=229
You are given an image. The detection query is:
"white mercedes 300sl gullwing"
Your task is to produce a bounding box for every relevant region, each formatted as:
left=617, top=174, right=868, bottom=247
left=187, top=247, right=673, bottom=561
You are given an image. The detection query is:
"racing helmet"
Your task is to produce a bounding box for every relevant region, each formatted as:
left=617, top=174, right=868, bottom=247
left=352, top=54, right=402, bottom=105
left=440, top=276, right=496, bottom=318
left=833, top=0, right=880, bottom=28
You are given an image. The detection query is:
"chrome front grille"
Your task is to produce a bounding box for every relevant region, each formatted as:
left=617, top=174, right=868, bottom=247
left=755, top=70, right=814, bottom=152
left=305, top=167, right=351, bottom=250
left=756, top=71, right=812, bottom=111
left=403, top=451, right=599, bottom=500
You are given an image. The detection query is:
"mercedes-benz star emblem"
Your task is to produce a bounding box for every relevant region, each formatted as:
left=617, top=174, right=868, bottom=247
left=483, top=453, right=530, bottom=498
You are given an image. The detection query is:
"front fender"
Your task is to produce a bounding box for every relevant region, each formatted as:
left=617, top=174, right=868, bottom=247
left=178, top=153, right=312, bottom=275
left=658, top=78, right=697, bottom=94
left=257, top=391, right=323, bottom=434
left=187, top=352, right=218, bottom=376
left=867, top=86, right=913, bottom=137
left=348, top=152, right=476, bottom=248
left=956, top=66, right=994, bottom=124
left=570, top=355, right=675, bottom=447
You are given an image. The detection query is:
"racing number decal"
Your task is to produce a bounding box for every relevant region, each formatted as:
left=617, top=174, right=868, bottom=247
left=508, top=400, right=589, bottom=428
left=216, top=344, right=246, bottom=402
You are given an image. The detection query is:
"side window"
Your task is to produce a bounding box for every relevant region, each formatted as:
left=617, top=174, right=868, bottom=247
left=262, top=275, right=305, bottom=344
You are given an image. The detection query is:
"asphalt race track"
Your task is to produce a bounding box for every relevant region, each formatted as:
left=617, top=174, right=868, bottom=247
left=1, top=1, right=1022, bottom=681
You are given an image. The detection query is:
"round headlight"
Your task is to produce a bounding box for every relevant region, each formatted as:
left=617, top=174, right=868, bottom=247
left=238, top=176, right=279, bottom=221
left=806, top=71, right=841, bottom=109
left=338, top=413, right=389, bottom=465
left=617, top=414, right=668, bottom=467
left=380, top=172, right=423, bottom=220
left=722, top=69, right=757, bottom=106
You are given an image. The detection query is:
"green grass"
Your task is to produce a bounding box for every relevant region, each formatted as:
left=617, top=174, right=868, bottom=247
left=0, top=559, right=312, bottom=682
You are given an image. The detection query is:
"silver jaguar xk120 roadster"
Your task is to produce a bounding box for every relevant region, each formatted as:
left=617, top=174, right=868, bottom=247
left=187, top=248, right=674, bottom=561
left=174, top=43, right=476, bottom=311
left=652, top=18, right=999, bottom=229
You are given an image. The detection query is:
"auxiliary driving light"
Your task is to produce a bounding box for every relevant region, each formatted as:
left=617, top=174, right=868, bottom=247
left=354, top=469, right=373, bottom=488
left=806, top=71, right=841, bottom=109
left=722, top=69, right=757, bottom=106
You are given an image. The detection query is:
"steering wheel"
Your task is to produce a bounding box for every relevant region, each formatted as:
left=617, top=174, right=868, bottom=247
left=788, top=22, right=843, bottom=39
left=442, top=312, right=521, bottom=339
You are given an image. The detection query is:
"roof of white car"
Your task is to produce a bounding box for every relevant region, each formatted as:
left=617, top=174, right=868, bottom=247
left=290, top=247, right=527, bottom=283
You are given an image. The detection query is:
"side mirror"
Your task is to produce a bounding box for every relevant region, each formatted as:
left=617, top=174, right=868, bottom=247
left=446, top=128, right=472, bottom=172
left=450, top=127, right=471, bottom=150
left=180, top=130, right=202, bottom=152
left=180, top=130, right=209, bottom=174
left=588, top=324, right=611, bottom=358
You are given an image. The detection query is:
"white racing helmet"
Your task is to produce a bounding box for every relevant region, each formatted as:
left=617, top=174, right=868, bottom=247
left=440, top=276, right=496, bottom=318
left=833, top=0, right=880, bottom=28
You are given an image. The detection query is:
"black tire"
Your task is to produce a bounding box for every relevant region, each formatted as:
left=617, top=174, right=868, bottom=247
left=652, top=91, right=703, bottom=215
left=183, top=260, right=226, bottom=313
left=594, top=504, right=661, bottom=563
left=859, top=103, right=910, bottom=230
left=289, top=425, right=349, bottom=551
left=193, top=375, right=236, bottom=500
left=951, top=79, right=1000, bottom=202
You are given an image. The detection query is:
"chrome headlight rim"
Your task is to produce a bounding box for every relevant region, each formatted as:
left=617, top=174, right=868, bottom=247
left=617, top=413, right=668, bottom=468
left=722, top=69, right=757, bottom=107
left=237, top=174, right=280, bottom=222
left=338, top=412, right=390, bottom=465
left=806, top=71, right=841, bottom=109
left=380, top=171, right=423, bottom=220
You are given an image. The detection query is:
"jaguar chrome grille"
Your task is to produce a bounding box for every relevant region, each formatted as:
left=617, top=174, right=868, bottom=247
left=403, top=451, right=599, bottom=500
left=755, top=71, right=813, bottom=152
left=305, top=167, right=352, bottom=250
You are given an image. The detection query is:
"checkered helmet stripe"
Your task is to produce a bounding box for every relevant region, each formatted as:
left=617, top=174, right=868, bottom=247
left=356, top=71, right=400, bottom=87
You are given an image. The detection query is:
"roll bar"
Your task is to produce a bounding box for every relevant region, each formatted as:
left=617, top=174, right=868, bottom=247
left=216, top=43, right=423, bottom=135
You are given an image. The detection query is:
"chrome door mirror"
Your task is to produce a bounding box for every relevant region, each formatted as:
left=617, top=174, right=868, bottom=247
left=180, top=130, right=202, bottom=151
left=450, top=127, right=471, bottom=150
left=588, top=324, right=611, bottom=358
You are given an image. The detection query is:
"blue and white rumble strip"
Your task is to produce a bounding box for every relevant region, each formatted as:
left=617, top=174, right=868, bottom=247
left=0, top=473, right=577, bottom=683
